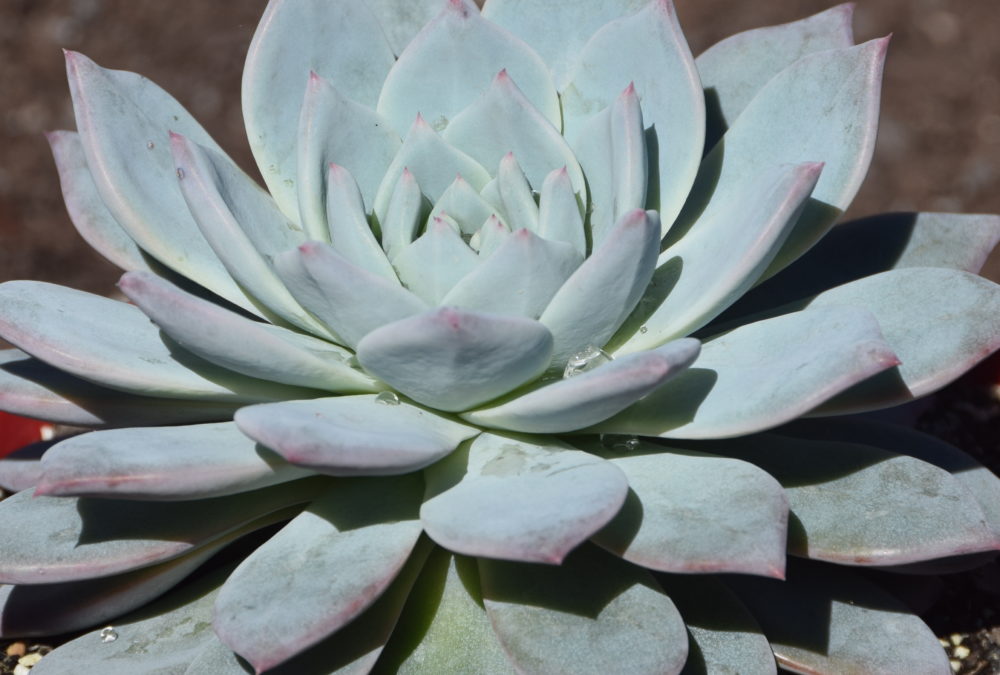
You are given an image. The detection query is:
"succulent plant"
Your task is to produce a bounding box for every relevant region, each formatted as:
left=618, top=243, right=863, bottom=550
left=2, top=0, right=1000, bottom=672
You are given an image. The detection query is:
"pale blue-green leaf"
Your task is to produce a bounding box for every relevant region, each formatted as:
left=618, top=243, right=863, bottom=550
left=809, top=268, right=1000, bottom=414
left=429, top=174, right=500, bottom=235
left=590, top=443, right=787, bottom=577
left=781, top=418, right=1000, bottom=540
left=714, top=211, right=1000, bottom=327
left=682, top=39, right=887, bottom=278
left=443, top=70, right=586, bottom=202
left=0, top=281, right=314, bottom=403
left=0, top=349, right=240, bottom=428
left=656, top=575, right=777, bottom=675
left=561, top=0, right=704, bottom=233
left=595, top=305, right=899, bottom=439
left=214, top=477, right=423, bottom=673
left=464, top=338, right=700, bottom=434
left=696, top=3, right=855, bottom=143
left=0, top=477, right=325, bottom=583
left=571, top=83, right=647, bottom=247
left=614, top=161, right=822, bottom=355
left=479, top=544, right=688, bottom=675
left=421, top=433, right=628, bottom=563
left=119, top=271, right=378, bottom=393
left=275, top=241, right=428, bottom=350
left=243, top=0, right=394, bottom=220
left=35, top=422, right=313, bottom=501
left=373, top=115, right=491, bottom=224
left=496, top=152, right=540, bottom=232
left=297, top=72, right=401, bottom=239
left=727, top=559, right=951, bottom=674
left=708, top=433, right=1000, bottom=565
left=46, top=130, right=151, bottom=272
left=538, top=167, right=586, bottom=256
left=31, top=565, right=228, bottom=675
left=169, top=133, right=338, bottom=337
left=235, top=395, right=479, bottom=476
left=325, top=163, right=399, bottom=281
left=380, top=167, right=425, bottom=261
left=368, top=0, right=443, bottom=55
left=481, top=0, right=648, bottom=89
left=357, top=308, right=553, bottom=411
left=0, top=443, right=45, bottom=493
left=441, top=228, right=581, bottom=318
left=472, top=213, right=511, bottom=256
left=0, top=517, right=257, bottom=637
left=377, top=0, right=559, bottom=135
left=65, top=52, right=256, bottom=312
left=540, top=209, right=660, bottom=370
left=391, top=218, right=481, bottom=305
left=188, top=538, right=433, bottom=675
left=376, top=549, right=516, bottom=674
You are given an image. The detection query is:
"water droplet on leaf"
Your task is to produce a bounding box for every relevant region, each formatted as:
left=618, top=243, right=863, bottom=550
left=99, top=626, right=118, bottom=643
left=639, top=325, right=648, bottom=334
left=563, top=345, right=612, bottom=378
left=613, top=437, right=640, bottom=452
left=176, top=168, right=185, bottom=180
left=145, top=140, right=155, bottom=149
left=375, top=391, right=400, bottom=406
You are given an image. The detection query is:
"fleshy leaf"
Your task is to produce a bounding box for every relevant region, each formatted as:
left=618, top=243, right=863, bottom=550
left=808, top=268, right=1000, bottom=413
left=561, top=0, right=704, bottom=233
left=324, top=163, right=398, bottom=280
left=377, top=0, right=559, bottom=135
left=595, top=305, right=899, bottom=439
left=46, top=130, right=152, bottom=272
left=243, top=0, right=395, bottom=220
left=677, top=38, right=887, bottom=278
left=235, top=395, right=479, bottom=476
left=464, top=338, right=700, bottom=433
left=390, top=218, right=481, bottom=305
left=170, top=133, right=335, bottom=337
left=540, top=209, right=660, bottom=370
left=429, top=175, right=499, bottom=235
left=0, top=442, right=46, bottom=493
left=479, top=544, right=688, bottom=674
left=482, top=0, right=648, bottom=89
left=496, top=152, right=540, bottom=232
left=614, top=161, right=822, bottom=354
left=297, top=73, right=401, bottom=239
left=214, top=477, right=424, bottom=672
left=727, top=559, right=951, bottom=674
left=537, top=167, right=586, bottom=256
left=65, top=52, right=255, bottom=312
left=275, top=241, right=428, bottom=350
left=571, top=83, right=648, bottom=247
left=0, top=281, right=313, bottom=402
left=0, top=349, right=240, bottom=428
left=708, top=433, right=1000, bottom=565
left=376, top=549, right=516, bottom=674
left=696, top=4, right=855, bottom=145
left=380, top=168, right=425, bottom=261
left=373, top=115, right=491, bottom=224
left=590, top=443, right=787, bottom=577
left=118, top=271, right=378, bottom=393
left=473, top=214, right=512, bottom=257
left=0, top=477, right=325, bottom=584
left=368, top=0, right=443, bottom=55
left=441, top=228, right=581, bottom=319
left=35, top=422, right=313, bottom=500
left=421, top=433, right=628, bottom=563
left=656, top=575, right=778, bottom=675
left=443, top=70, right=586, bottom=201
left=356, top=308, right=553, bottom=412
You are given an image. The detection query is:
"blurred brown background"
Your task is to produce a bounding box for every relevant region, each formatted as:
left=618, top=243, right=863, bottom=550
left=2, top=0, right=999, bottom=293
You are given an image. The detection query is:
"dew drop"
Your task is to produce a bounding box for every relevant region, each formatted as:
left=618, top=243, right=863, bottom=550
left=639, top=325, right=648, bottom=334
left=563, top=345, right=612, bottom=378
left=99, top=626, right=118, bottom=643
left=145, top=140, right=155, bottom=149
left=175, top=168, right=186, bottom=180
left=375, top=391, right=400, bottom=406
left=613, top=436, right=640, bottom=452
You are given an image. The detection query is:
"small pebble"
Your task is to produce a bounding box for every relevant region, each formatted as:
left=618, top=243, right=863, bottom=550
left=939, top=638, right=951, bottom=647
left=18, top=653, right=42, bottom=667
left=949, top=659, right=962, bottom=672
left=954, top=645, right=971, bottom=659
left=6, top=642, right=26, bottom=657
left=950, top=633, right=965, bottom=646
left=13, top=664, right=30, bottom=675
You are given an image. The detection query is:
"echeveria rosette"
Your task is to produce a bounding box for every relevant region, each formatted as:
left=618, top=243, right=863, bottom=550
left=1, top=1, right=999, bottom=673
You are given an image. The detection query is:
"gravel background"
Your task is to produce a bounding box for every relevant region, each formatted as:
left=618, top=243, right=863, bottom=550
left=2, top=0, right=999, bottom=291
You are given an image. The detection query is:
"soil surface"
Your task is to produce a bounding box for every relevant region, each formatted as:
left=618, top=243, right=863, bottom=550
left=1, top=1, right=1000, bottom=673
